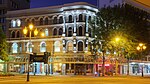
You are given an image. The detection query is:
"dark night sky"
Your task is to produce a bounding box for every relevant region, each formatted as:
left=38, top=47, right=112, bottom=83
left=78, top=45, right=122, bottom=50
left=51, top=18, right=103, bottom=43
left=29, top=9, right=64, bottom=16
left=31, top=0, right=97, bottom=8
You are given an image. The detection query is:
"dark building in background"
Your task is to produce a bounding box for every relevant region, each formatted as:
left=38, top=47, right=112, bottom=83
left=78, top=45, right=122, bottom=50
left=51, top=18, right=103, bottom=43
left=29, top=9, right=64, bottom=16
left=0, top=0, right=30, bottom=32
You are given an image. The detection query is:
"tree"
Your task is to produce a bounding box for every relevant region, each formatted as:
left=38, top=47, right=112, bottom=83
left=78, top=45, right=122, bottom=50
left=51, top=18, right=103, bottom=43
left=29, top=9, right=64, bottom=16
left=90, top=4, right=149, bottom=59
left=0, top=27, right=8, bottom=61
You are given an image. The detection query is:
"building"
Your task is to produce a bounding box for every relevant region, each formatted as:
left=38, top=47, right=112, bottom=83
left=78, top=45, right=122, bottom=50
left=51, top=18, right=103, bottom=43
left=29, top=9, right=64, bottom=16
left=5, top=2, right=99, bottom=75
left=0, top=0, right=30, bottom=32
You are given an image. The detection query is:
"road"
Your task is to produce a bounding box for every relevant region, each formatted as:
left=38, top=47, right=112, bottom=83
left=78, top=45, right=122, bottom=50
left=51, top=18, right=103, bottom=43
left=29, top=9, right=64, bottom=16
left=0, top=75, right=150, bottom=84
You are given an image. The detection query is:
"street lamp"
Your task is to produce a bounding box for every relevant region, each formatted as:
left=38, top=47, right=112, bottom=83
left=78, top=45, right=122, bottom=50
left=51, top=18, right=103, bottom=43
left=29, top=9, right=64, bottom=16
left=136, top=43, right=146, bottom=77
left=23, top=24, right=38, bottom=82
left=115, top=37, right=120, bottom=75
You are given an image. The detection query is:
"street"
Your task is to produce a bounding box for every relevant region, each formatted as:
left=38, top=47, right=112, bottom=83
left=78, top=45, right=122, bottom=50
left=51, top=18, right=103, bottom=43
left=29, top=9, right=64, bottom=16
left=0, top=75, right=150, bottom=84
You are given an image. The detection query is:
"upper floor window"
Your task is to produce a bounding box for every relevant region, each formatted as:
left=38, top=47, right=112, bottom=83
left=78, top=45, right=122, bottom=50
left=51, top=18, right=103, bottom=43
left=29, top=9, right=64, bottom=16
left=59, top=16, right=63, bottom=24
left=79, top=14, right=83, bottom=22
left=53, top=17, right=57, bottom=24
left=68, top=15, right=72, bottom=23
left=54, top=41, right=60, bottom=52
left=27, top=42, right=32, bottom=53
left=45, top=29, right=49, bottom=36
left=68, top=27, right=72, bottom=37
left=16, top=19, right=21, bottom=27
left=53, top=28, right=57, bottom=36
left=67, top=42, right=73, bottom=52
left=59, top=28, right=63, bottom=35
left=12, top=42, right=18, bottom=53
left=45, top=18, right=49, bottom=25
left=16, top=31, right=20, bottom=38
left=11, top=20, right=16, bottom=27
left=40, top=42, right=46, bottom=52
left=11, top=31, right=15, bottom=38
left=40, top=18, right=43, bottom=25
left=78, top=41, right=83, bottom=51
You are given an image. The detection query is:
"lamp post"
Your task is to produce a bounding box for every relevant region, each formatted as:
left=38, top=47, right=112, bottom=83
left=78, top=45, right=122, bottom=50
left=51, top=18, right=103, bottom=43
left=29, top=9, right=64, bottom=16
left=115, top=37, right=120, bottom=75
left=136, top=43, right=146, bottom=77
left=23, top=24, right=38, bottom=82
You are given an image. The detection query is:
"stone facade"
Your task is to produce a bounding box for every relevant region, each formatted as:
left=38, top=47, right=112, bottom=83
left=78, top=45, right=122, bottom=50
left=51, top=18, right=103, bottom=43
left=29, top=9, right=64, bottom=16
left=6, top=2, right=98, bottom=75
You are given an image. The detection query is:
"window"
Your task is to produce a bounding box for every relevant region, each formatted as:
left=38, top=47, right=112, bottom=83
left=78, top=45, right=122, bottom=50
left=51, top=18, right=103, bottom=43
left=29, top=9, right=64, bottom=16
left=59, top=16, right=63, bottom=24
left=68, top=15, right=72, bottom=23
left=53, top=17, right=57, bottom=24
left=78, top=41, right=83, bottom=51
left=67, top=42, right=73, bottom=52
left=11, top=31, right=15, bottom=38
left=45, top=18, right=48, bottom=25
left=78, top=26, right=83, bottom=36
left=27, top=42, right=32, bottom=53
left=16, top=31, right=20, bottom=38
left=54, top=41, right=60, bottom=52
left=40, top=42, right=46, bottom=52
left=40, top=18, right=43, bottom=25
left=16, top=19, right=21, bottom=27
left=45, top=29, right=49, bottom=36
left=53, top=28, right=57, bottom=36
left=68, top=27, right=72, bottom=37
left=31, top=19, right=35, bottom=24
left=11, top=20, right=16, bottom=27
left=59, top=28, right=63, bottom=35
left=12, top=43, right=18, bottom=53
left=79, top=14, right=83, bottom=22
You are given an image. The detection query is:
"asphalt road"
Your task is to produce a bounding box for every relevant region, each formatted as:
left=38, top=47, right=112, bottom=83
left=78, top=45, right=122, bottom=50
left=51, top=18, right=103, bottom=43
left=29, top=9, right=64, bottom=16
left=0, top=75, right=150, bottom=84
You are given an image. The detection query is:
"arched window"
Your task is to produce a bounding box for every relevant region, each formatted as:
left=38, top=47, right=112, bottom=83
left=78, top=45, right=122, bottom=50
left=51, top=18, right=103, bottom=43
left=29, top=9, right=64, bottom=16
left=11, top=31, right=15, bottom=38
left=16, top=31, right=20, bottom=38
left=59, top=16, right=63, bottom=24
left=16, top=19, right=21, bottom=27
left=40, top=42, right=46, bottom=52
left=45, top=29, right=49, bottom=36
left=45, top=18, right=48, bottom=25
left=59, top=28, right=63, bottom=35
left=53, top=17, right=57, bottom=24
left=53, top=28, right=57, bottom=36
left=68, top=27, right=72, bottom=37
left=79, top=14, right=83, bottom=22
left=54, top=41, right=60, bottom=52
left=12, top=42, right=18, bottom=53
left=27, top=42, right=32, bottom=53
left=40, top=18, right=43, bottom=25
left=67, top=42, right=73, bottom=52
left=68, top=15, right=72, bottom=23
left=11, top=20, right=16, bottom=27
left=78, top=41, right=83, bottom=51
left=78, top=26, right=83, bottom=36
left=31, top=19, right=35, bottom=24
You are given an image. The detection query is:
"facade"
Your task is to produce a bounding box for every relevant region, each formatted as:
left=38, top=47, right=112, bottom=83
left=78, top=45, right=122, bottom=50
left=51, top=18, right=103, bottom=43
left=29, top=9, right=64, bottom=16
left=0, top=0, right=30, bottom=32
left=5, top=2, right=99, bottom=75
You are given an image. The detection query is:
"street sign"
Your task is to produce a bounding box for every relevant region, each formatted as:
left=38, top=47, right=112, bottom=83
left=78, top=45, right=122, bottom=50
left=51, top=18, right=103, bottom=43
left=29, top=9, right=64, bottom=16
left=29, top=52, right=50, bottom=64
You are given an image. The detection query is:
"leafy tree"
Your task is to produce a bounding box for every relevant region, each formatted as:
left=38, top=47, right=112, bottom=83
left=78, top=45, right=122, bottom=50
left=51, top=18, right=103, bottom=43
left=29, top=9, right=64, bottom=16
left=90, top=4, right=149, bottom=59
left=0, top=27, right=8, bottom=61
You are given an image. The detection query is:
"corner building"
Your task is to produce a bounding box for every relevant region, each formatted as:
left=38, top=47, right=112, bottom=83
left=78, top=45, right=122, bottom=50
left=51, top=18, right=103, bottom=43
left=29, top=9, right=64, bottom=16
left=6, top=2, right=98, bottom=75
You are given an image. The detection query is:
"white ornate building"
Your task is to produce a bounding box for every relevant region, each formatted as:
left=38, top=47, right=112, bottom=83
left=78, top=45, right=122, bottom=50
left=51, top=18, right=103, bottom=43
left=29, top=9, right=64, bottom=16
left=5, top=2, right=98, bottom=75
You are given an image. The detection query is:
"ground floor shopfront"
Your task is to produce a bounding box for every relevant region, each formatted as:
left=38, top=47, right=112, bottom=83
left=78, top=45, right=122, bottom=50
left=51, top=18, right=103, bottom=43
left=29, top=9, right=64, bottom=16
left=1, top=54, right=150, bottom=76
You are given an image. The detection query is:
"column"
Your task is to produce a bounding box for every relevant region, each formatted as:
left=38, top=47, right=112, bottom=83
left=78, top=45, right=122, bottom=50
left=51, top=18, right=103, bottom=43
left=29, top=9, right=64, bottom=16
left=85, top=14, right=89, bottom=34
left=62, top=12, right=66, bottom=36
left=73, top=11, right=77, bottom=36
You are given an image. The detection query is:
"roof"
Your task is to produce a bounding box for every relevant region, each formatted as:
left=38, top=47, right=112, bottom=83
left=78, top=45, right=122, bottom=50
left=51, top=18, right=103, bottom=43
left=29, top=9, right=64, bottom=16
left=125, top=0, right=150, bottom=13
left=6, top=2, right=98, bottom=18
